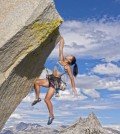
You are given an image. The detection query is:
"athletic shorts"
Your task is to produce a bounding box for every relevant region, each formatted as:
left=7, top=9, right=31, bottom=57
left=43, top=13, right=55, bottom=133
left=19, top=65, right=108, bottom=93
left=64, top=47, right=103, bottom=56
left=46, top=74, right=61, bottom=89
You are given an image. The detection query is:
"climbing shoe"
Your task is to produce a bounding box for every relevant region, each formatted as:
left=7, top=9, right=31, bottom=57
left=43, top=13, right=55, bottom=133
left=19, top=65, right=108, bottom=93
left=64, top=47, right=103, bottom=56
left=32, top=98, right=41, bottom=106
left=47, top=116, right=54, bottom=125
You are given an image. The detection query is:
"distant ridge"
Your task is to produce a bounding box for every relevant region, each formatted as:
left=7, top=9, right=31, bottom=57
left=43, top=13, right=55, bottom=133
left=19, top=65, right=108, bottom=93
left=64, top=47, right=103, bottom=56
left=1, top=113, right=120, bottom=134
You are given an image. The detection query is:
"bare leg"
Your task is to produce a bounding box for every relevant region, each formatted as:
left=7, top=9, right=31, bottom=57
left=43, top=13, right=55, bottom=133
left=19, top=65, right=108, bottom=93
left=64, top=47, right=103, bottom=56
left=44, top=87, right=55, bottom=117
left=34, top=79, right=49, bottom=99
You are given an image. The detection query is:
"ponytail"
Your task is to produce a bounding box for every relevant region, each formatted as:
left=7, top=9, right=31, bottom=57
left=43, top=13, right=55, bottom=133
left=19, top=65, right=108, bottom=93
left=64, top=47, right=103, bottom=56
left=70, top=56, right=78, bottom=77
left=73, top=63, right=78, bottom=77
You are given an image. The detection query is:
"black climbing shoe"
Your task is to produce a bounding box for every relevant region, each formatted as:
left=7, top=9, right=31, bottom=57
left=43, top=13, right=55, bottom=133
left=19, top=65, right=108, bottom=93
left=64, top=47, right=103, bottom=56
left=32, top=98, right=41, bottom=106
left=47, top=116, right=54, bottom=125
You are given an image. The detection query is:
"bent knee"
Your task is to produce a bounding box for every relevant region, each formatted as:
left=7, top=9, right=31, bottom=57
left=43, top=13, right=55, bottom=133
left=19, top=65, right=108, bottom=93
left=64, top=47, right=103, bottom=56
left=44, top=98, right=50, bottom=103
left=34, top=79, right=40, bottom=85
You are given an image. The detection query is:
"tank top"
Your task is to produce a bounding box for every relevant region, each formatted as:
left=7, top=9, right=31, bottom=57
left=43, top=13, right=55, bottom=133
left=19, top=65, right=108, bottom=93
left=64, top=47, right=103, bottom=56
left=54, top=61, right=67, bottom=76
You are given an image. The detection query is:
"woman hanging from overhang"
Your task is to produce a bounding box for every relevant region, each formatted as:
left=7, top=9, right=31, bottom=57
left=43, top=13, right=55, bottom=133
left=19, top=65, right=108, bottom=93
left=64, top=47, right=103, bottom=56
left=32, top=36, right=78, bottom=125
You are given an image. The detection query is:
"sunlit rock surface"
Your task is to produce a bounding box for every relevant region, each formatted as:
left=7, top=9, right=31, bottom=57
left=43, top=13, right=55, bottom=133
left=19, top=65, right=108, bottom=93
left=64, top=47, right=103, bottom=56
left=0, top=0, right=63, bottom=130
left=60, top=113, right=109, bottom=134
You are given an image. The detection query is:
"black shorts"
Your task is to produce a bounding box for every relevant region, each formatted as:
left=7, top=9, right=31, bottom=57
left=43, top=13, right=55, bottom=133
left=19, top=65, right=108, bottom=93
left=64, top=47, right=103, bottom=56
left=46, top=74, right=61, bottom=89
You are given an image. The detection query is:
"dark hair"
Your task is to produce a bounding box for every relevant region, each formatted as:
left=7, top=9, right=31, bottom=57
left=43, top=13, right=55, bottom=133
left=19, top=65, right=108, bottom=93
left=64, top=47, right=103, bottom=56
left=70, top=56, right=78, bottom=77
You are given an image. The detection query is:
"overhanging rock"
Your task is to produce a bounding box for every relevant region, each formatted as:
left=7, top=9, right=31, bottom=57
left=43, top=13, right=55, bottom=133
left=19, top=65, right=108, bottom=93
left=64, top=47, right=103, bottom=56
left=0, top=0, right=63, bottom=130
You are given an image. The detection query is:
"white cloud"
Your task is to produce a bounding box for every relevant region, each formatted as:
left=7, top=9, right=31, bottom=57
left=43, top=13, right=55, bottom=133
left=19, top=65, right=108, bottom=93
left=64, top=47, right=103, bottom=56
left=22, top=92, right=47, bottom=103
left=10, top=113, right=22, bottom=119
left=75, top=105, right=112, bottom=110
left=98, top=116, right=112, bottom=119
left=104, top=125, right=120, bottom=131
left=75, top=74, right=120, bottom=91
left=39, top=68, right=52, bottom=79
left=92, top=63, right=120, bottom=76
left=22, top=94, right=34, bottom=103
left=48, top=18, right=120, bottom=62
left=81, top=89, right=100, bottom=98
left=104, top=79, right=120, bottom=91
left=56, top=88, right=88, bottom=101
left=110, top=94, right=120, bottom=99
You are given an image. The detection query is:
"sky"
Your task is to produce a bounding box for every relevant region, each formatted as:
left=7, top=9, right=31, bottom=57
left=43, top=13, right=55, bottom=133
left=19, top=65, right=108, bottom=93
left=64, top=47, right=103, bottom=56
left=3, top=0, right=120, bottom=130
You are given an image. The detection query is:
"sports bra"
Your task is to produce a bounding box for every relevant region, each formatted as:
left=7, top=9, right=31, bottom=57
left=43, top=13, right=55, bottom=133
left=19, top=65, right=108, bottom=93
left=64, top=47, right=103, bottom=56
left=54, top=61, right=67, bottom=76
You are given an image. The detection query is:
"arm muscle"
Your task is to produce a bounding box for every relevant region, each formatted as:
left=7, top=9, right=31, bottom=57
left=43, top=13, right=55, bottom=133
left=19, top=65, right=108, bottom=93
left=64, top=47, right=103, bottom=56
left=59, top=37, right=64, bottom=61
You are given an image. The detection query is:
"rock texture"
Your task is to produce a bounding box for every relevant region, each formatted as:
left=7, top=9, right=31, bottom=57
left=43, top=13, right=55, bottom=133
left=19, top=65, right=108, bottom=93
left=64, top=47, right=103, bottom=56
left=60, top=113, right=109, bottom=134
left=0, top=0, right=63, bottom=130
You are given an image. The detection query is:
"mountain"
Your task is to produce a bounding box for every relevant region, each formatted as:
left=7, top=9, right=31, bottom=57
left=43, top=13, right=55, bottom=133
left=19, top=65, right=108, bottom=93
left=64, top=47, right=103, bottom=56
left=60, top=112, right=108, bottom=134
left=0, top=113, right=120, bottom=134
left=0, top=122, right=59, bottom=134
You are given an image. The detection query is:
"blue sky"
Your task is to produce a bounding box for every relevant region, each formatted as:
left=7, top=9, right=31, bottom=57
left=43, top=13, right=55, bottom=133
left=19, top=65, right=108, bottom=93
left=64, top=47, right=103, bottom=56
left=3, top=0, right=120, bottom=130
left=54, top=0, right=120, bottom=20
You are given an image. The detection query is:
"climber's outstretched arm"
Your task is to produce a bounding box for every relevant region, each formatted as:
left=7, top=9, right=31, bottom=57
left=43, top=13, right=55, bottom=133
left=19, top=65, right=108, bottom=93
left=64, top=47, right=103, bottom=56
left=59, top=36, right=64, bottom=61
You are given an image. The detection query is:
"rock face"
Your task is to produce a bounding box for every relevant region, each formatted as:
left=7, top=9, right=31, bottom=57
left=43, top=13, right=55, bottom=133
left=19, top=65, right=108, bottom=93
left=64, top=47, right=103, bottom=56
left=60, top=113, right=109, bottom=134
left=0, top=0, right=63, bottom=130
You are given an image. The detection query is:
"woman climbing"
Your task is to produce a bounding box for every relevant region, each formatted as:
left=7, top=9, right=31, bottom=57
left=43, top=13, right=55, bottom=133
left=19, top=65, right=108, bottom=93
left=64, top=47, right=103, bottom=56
left=32, top=36, right=78, bottom=125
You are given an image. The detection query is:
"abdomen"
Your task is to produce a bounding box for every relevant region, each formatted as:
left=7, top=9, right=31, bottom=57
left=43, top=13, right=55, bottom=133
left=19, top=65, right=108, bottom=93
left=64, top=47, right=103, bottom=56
left=52, top=69, right=61, bottom=78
